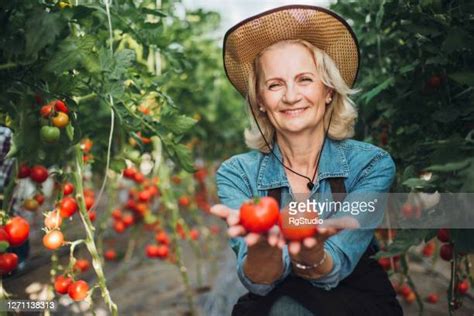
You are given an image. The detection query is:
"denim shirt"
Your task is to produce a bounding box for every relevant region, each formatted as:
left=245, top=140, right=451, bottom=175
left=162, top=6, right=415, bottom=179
left=215, top=138, right=396, bottom=296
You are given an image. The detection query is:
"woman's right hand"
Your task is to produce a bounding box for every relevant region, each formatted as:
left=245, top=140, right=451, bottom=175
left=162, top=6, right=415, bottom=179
left=211, top=204, right=285, bottom=284
left=210, top=204, right=284, bottom=248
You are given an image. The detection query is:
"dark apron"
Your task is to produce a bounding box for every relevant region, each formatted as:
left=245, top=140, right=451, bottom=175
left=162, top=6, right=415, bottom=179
left=232, top=178, right=403, bottom=316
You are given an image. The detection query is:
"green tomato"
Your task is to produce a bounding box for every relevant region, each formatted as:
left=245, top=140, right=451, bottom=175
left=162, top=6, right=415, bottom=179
left=40, top=126, right=60, bottom=143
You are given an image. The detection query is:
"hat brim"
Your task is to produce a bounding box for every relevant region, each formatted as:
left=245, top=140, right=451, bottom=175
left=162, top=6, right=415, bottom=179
left=223, top=5, right=360, bottom=98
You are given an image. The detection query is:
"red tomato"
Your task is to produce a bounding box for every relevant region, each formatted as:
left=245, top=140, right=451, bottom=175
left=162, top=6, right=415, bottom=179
left=80, top=138, right=93, bottom=153
left=30, top=165, right=48, bottom=183
left=44, top=211, right=63, bottom=229
left=122, top=214, right=134, bottom=227
left=399, top=284, right=411, bottom=298
left=84, top=195, right=94, bottom=210
left=457, top=279, right=469, bottom=294
left=239, top=197, right=279, bottom=233
left=189, top=229, right=200, bottom=241
left=54, top=275, right=72, bottom=294
left=194, top=168, right=207, bottom=182
left=63, top=182, right=74, bottom=195
left=88, top=210, right=96, bottom=222
left=18, top=164, right=31, bottom=178
left=427, top=75, right=442, bottom=89
left=68, top=280, right=89, bottom=301
left=34, top=193, right=45, bottom=205
left=278, top=210, right=319, bottom=241
left=146, top=244, right=160, bottom=258
left=138, top=190, right=151, bottom=202
left=54, top=100, right=69, bottom=114
left=126, top=199, right=136, bottom=211
left=405, top=291, right=416, bottom=304
left=0, top=227, right=9, bottom=245
left=111, top=209, right=122, bottom=220
left=134, top=203, right=148, bottom=216
left=178, top=196, right=190, bottom=207
left=40, top=104, right=54, bottom=118
left=378, top=258, right=391, bottom=271
left=5, top=216, right=30, bottom=247
left=422, top=242, right=435, bottom=257
left=113, top=220, right=126, bottom=233
left=0, top=253, right=18, bottom=275
left=155, top=231, right=170, bottom=245
left=440, top=243, right=453, bottom=261
left=59, top=197, right=78, bottom=218
left=104, top=249, right=117, bottom=261
left=83, top=188, right=95, bottom=198
left=43, top=230, right=64, bottom=250
left=133, top=172, right=145, bottom=184
left=157, top=245, right=169, bottom=259
left=437, top=228, right=450, bottom=242
left=147, top=185, right=159, bottom=197
left=426, top=293, right=439, bottom=304
left=123, top=167, right=136, bottom=179
left=73, top=259, right=90, bottom=273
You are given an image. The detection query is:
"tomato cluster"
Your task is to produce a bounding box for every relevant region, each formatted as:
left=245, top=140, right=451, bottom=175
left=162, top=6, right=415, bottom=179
left=0, top=216, right=30, bottom=275
left=39, top=100, right=71, bottom=144
left=54, top=275, right=89, bottom=301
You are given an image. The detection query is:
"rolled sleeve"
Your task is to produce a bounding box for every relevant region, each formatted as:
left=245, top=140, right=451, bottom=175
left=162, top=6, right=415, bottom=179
left=309, top=151, right=396, bottom=290
left=233, top=237, right=292, bottom=296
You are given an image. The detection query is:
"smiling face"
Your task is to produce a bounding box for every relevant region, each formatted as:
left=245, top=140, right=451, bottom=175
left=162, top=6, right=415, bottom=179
left=256, top=42, right=333, bottom=136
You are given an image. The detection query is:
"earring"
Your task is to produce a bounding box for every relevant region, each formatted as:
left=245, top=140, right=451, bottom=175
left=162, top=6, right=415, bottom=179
left=326, top=98, right=332, bottom=105
left=259, top=107, right=266, bottom=112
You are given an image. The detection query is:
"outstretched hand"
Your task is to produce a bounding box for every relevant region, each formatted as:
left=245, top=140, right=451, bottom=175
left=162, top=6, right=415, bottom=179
left=210, top=203, right=359, bottom=255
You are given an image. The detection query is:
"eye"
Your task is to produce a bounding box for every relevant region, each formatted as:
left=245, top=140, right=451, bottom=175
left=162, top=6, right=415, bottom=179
left=268, top=83, right=281, bottom=89
left=300, top=77, right=313, bottom=82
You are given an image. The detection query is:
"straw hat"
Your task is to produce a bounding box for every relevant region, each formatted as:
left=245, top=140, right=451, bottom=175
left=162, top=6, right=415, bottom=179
left=223, top=5, right=360, bottom=97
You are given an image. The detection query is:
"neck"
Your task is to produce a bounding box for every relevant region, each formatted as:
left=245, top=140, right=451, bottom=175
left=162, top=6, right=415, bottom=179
left=276, top=125, right=325, bottom=176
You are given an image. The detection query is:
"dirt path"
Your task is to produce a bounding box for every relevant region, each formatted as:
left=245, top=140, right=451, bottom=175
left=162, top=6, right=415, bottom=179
left=3, top=236, right=474, bottom=315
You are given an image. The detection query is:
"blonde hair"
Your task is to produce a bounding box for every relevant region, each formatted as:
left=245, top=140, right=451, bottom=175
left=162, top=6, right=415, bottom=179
left=244, top=39, right=359, bottom=153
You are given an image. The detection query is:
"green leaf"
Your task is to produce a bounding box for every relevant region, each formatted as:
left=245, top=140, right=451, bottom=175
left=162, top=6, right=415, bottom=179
left=25, top=10, right=64, bottom=58
left=110, top=158, right=127, bottom=173
left=164, top=141, right=194, bottom=172
left=110, top=49, right=136, bottom=80
left=426, top=160, right=471, bottom=172
left=66, top=124, right=74, bottom=141
left=402, top=178, right=430, bottom=189
left=0, top=241, right=9, bottom=253
left=442, top=28, right=474, bottom=53
left=141, top=7, right=167, bottom=17
left=373, top=229, right=429, bottom=258
left=361, top=77, right=394, bottom=104
left=432, top=108, right=460, bottom=123
left=160, top=107, right=196, bottom=135
left=449, top=72, right=474, bottom=87
left=44, top=36, right=97, bottom=73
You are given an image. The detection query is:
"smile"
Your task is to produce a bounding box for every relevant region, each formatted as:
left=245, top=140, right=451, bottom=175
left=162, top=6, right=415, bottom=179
left=280, top=107, right=308, bottom=117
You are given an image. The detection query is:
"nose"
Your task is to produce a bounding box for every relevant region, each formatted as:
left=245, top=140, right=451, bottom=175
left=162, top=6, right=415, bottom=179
left=282, top=84, right=302, bottom=104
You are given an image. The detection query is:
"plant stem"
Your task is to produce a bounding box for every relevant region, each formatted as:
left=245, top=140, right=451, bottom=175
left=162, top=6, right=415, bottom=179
left=159, top=162, right=195, bottom=315
left=0, top=62, right=17, bottom=71
left=72, top=145, right=118, bottom=315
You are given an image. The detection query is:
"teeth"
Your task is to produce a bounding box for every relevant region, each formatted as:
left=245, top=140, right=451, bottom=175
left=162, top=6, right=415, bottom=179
left=283, top=108, right=305, bottom=115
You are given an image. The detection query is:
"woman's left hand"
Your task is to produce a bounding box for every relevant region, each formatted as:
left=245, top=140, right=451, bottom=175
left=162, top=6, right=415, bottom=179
left=285, top=216, right=359, bottom=257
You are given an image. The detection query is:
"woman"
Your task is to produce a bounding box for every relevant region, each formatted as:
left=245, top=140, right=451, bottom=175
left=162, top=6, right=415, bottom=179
left=210, top=5, right=402, bottom=316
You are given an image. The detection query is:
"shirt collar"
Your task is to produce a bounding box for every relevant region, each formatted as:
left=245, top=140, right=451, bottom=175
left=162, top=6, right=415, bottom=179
left=257, top=138, right=349, bottom=190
